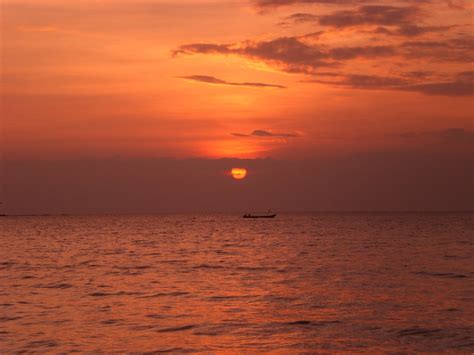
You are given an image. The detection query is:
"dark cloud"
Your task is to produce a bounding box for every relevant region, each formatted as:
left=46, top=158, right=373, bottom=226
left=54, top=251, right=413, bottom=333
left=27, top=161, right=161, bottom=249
left=284, top=6, right=422, bottom=29
left=253, top=0, right=368, bottom=9
left=318, top=5, right=421, bottom=28
left=174, top=36, right=398, bottom=74
left=175, top=37, right=330, bottom=73
left=179, top=75, right=286, bottom=89
left=305, top=74, right=409, bottom=88
left=253, top=0, right=432, bottom=9
left=174, top=31, right=472, bottom=81
left=344, top=74, right=409, bottom=88
left=237, top=37, right=328, bottom=69
left=374, top=24, right=455, bottom=37
left=175, top=35, right=473, bottom=95
left=284, top=7, right=457, bottom=38
left=174, top=1, right=472, bottom=95
left=401, top=80, right=474, bottom=96
left=401, top=68, right=473, bottom=96
left=396, top=24, right=451, bottom=36
left=398, top=128, right=474, bottom=143
left=232, top=130, right=300, bottom=138
left=173, top=43, right=233, bottom=56
left=401, top=35, right=474, bottom=62
left=329, top=45, right=395, bottom=59
left=306, top=72, right=474, bottom=96
left=284, top=13, right=319, bottom=23
left=312, top=71, right=342, bottom=77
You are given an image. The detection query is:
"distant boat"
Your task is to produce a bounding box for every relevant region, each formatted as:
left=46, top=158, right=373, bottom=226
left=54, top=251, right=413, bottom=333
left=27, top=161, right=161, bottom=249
left=243, top=212, right=276, bottom=219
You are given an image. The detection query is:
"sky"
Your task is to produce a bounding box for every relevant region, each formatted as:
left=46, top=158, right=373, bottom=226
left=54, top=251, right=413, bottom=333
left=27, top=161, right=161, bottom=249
left=1, top=0, right=473, bottom=213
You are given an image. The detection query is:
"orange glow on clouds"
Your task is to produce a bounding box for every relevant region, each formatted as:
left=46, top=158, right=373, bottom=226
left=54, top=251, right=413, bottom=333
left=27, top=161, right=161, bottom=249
left=1, top=0, right=473, bottom=160
left=231, top=168, right=247, bottom=180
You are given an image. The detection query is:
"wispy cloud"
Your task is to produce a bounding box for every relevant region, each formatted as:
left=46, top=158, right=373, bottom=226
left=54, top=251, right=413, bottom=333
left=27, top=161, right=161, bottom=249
left=401, top=36, right=474, bottom=62
left=373, top=24, right=456, bottom=37
left=252, top=0, right=432, bottom=10
left=306, top=72, right=474, bottom=96
left=178, top=75, right=286, bottom=89
left=283, top=6, right=459, bottom=38
left=253, top=0, right=371, bottom=10
left=318, top=5, right=420, bottom=28
left=174, top=37, right=398, bottom=74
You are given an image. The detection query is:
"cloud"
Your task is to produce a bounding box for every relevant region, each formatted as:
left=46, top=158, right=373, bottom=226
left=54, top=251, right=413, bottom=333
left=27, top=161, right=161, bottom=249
left=307, top=72, right=474, bottom=96
left=307, top=73, right=409, bottom=89
left=173, top=44, right=233, bottom=56
left=311, top=71, right=342, bottom=77
left=173, top=2, right=472, bottom=96
left=175, top=36, right=330, bottom=71
left=232, top=130, right=300, bottom=138
left=343, top=74, right=410, bottom=88
left=178, top=75, right=286, bottom=89
left=253, top=0, right=372, bottom=9
left=374, top=24, right=456, bottom=37
left=329, top=45, right=395, bottom=60
left=252, top=0, right=433, bottom=9
left=401, top=81, right=474, bottom=96
left=318, top=5, right=421, bottom=28
left=401, top=35, right=474, bottom=62
left=285, top=6, right=422, bottom=28
left=401, top=68, right=474, bottom=96
left=174, top=36, right=399, bottom=74
left=398, top=128, right=474, bottom=143
left=284, top=7, right=458, bottom=38
left=283, top=13, right=320, bottom=24
left=175, top=37, right=328, bottom=73
left=305, top=73, right=409, bottom=85
left=283, top=6, right=430, bottom=34
left=174, top=30, right=472, bottom=79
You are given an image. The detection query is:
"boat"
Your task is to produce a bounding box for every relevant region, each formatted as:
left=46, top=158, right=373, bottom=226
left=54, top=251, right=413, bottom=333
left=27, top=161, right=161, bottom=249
left=243, top=212, right=276, bottom=218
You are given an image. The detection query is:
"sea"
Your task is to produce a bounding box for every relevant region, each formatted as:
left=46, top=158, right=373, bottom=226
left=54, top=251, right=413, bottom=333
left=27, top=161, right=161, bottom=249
left=1, top=213, right=473, bottom=353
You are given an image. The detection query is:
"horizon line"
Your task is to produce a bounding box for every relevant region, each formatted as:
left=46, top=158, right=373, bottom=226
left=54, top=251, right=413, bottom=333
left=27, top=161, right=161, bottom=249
left=2, top=210, right=473, bottom=217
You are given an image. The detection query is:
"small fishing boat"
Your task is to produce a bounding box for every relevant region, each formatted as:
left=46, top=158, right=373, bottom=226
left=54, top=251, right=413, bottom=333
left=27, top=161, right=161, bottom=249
left=243, top=212, right=276, bottom=219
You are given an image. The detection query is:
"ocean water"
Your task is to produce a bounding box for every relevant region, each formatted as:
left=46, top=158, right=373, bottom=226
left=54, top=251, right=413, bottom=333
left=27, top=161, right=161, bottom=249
left=1, top=213, right=473, bottom=353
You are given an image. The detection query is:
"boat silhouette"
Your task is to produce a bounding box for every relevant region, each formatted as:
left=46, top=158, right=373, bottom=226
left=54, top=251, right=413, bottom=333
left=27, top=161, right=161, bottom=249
left=243, top=211, right=276, bottom=219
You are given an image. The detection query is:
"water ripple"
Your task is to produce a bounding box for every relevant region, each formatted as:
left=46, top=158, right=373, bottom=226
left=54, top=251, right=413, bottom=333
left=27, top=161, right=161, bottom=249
left=1, top=213, right=472, bottom=353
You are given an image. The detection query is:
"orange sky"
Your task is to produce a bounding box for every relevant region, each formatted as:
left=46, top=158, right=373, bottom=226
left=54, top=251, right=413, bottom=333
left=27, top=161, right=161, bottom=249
left=1, top=0, right=473, bottom=160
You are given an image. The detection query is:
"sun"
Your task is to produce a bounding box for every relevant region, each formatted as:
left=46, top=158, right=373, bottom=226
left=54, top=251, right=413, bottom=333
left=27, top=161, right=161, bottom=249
left=231, top=168, right=247, bottom=180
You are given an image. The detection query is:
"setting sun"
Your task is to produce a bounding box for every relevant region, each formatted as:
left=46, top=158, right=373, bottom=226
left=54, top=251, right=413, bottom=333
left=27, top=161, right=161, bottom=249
left=231, top=168, right=247, bottom=180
